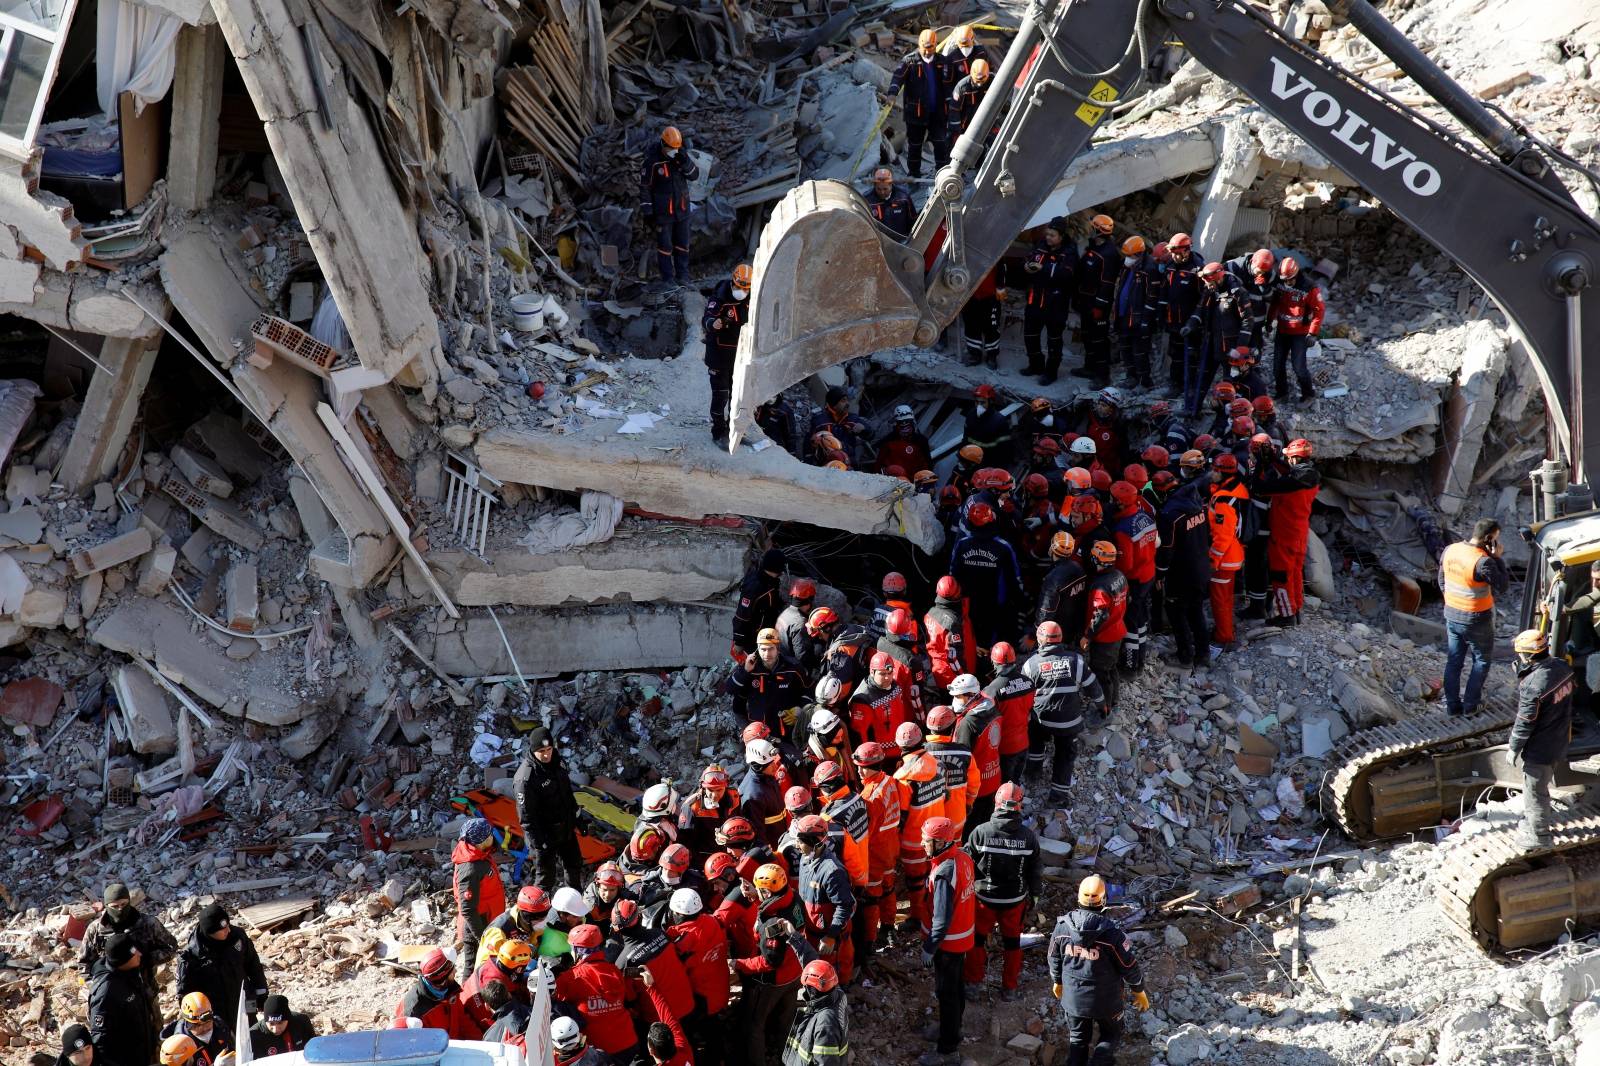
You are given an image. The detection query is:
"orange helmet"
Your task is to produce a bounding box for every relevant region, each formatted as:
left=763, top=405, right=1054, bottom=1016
left=1279, top=256, right=1300, bottom=280
left=1023, top=472, right=1050, bottom=499
left=971, top=58, right=990, bottom=80
left=732, top=264, right=752, bottom=288
left=1200, top=260, right=1225, bottom=280
left=496, top=938, right=534, bottom=970
left=1231, top=415, right=1255, bottom=437
left=1227, top=398, right=1252, bottom=418
left=1049, top=531, right=1076, bottom=559
left=1123, top=464, right=1149, bottom=488
left=1253, top=395, right=1275, bottom=416
left=1065, top=468, right=1093, bottom=490
left=801, top=959, right=839, bottom=992
left=1284, top=438, right=1314, bottom=459
left=1069, top=495, right=1102, bottom=525
left=754, top=863, right=788, bottom=892
left=806, top=607, right=839, bottom=636
left=1091, top=214, right=1114, bottom=235
left=661, top=126, right=683, bottom=148
left=1120, top=236, right=1146, bottom=256
left=1152, top=241, right=1171, bottom=262
left=1090, top=540, right=1119, bottom=566
left=958, top=444, right=984, bottom=464
left=956, top=24, right=976, bottom=46
left=918, top=28, right=937, bottom=50
left=967, top=501, right=996, bottom=527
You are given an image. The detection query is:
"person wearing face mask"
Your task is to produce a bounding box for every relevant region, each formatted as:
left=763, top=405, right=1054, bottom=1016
left=1022, top=220, right=1077, bottom=383
left=248, top=995, right=316, bottom=1058
left=1179, top=261, right=1248, bottom=417
left=176, top=904, right=268, bottom=1028
left=1268, top=255, right=1324, bottom=403
left=888, top=30, right=952, bottom=179
left=877, top=403, right=933, bottom=475
left=80, top=883, right=177, bottom=1034
left=638, top=126, right=700, bottom=287
left=1161, top=232, right=1206, bottom=399
left=948, top=58, right=995, bottom=150
left=1112, top=236, right=1159, bottom=389
left=1072, top=214, right=1120, bottom=385
left=945, top=24, right=989, bottom=80
left=865, top=167, right=915, bottom=237
left=702, top=263, right=752, bottom=446
left=1223, top=247, right=1276, bottom=349
left=962, top=384, right=1013, bottom=469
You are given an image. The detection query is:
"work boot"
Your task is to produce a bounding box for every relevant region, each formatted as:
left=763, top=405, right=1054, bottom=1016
left=1301, top=386, right=1315, bottom=402
left=1070, top=366, right=1096, bottom=379
left=1023, top=359, right=1042, bottom=377
left=985, top=350, right=999, bottom=370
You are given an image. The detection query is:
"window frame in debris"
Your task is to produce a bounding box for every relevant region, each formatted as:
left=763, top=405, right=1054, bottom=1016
left=0, top=0, right=77, bottom=156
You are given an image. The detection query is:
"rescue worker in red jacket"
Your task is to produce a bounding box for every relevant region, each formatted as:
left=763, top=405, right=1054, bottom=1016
left=1269, top=256, right=1324, bottom=402
left=732, top=869, right=808, bottom=1064
left=1108, top=480, right=1158, bottom=673
left=555, top=924, right=637, bottom=1059
left=1076, top=388, right=1126, bottom=471
left=878, top=403, right=933, bottom=474
left=452, top=818, right=504, bottom=970
left=919, top=816, right=977, bottom=1066
left=924, top=705, right=981, bottom=838
left=848, top=651, right=908, bottom=749
left=1255, top=438, right=1321, bottom=625
left=983, top=643, right=1035, bottom=784
left=608, top=899, right=694, bottom=1025
left=794, top=813, right=857, bottom=983
left=666, top=887, right=729, bottom=1062
left=853, top=741, right=902, bottom=950
left=1021, top=218, right=1077, bottom=382
left=963, top=783, right=1040, bottom=999
left=878, top=609, right=934, bottom=718
left=636, top=968, right=695, bottom=1066
left=1207, top=454, right=1250, bottom=649
left=638, top=126, right=699, bottom=286
left=1065, top=495, right=1114, bottom=575
left=709, top=852, right=757, bottom=959
left=924, top=576, right=976, bottom=691
left=394, top=948, right=482, bottom=1039
left=1082, top=541, right=1128, bottom=708
left=894, top=720, right=950, bottom=934
left=950, top=674, right=1002, bottom=830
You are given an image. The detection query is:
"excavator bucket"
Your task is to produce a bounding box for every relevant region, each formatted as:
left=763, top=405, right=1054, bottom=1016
left=728, top=180, right=937, bottom=450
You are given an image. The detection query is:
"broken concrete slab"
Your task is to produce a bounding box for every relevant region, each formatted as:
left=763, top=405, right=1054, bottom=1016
left=186, top=412, right=275, bottom=482
left=159, top=471, right=266, bottom=552
left=171, top=445, right=235, bottom=498
left=279, top=710, right=337, bottom=760
left=0, top=506, right=43, bottom=545
left=90, top=597, right=237, bottom=709
left=18, top=580, right=67, bottom=628
left=69, top=528, right=154, bottom=578
left=0, top=676, right=63, bottom=727
left=1027, top=122, right=1219, bottom=228
left=136, top=544, right=179, bottom=597
left=424, top=603, right=732, bottom=677
left=59, top=334, right=162, bottom=492
left=1432, top=321, right=1509, bottom=517
left=113, top=665, right=178, bottom=756
left=1193, top=118, right=1264, bottom=260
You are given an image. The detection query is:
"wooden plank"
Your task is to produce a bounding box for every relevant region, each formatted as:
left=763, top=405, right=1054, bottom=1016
left=118, top=92, right=164, bottom=209
left=237, top=895, right=316, bottom=931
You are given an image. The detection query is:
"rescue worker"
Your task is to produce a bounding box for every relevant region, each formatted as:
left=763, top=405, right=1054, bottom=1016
left=157, top=1037, right=201, bottom=1066
left=951, top=674, right=1003, bottom=830
left=1048, top=875, right=1149, bottom=1066
left=1162, top=232, right=1206, bottom=398
left=945, top=23, right=990, bottom=79
left=1077, top=387, right=1125, bottom=471
left=1112, top=236, right=1159, bottom=388
left=1022, top=218, right=1077, bottom=382
left=56, top=1026, right=96, bottom=1066
left=545, top=887, right=591, bottom=958
left=1180, top=261, right=1247, bottom=416
left=950, top=501, right=1026, bottom=648
left=665, top=887, right=729, bottom=1060
left=1225, top=247, right=1276, bottom=350
left=1073, top=214, right=1119, bottom=384
left=733, top=878, right=808, bottom=1063
left=853, top=742, right=903, bottom=950
left=794, top=813, right=857, bottom=982
left=1155, top=468, right=1213, bottom=667
left=555, top=924, right=637, bottom=1060
left=80, top=883, right=176, bottom=1035
left=702, top=263, right=752, bottom=445
left=775, top=579, right=819, bottom=669
left=895, top=720, right=950, bottom=934
left=964, top=394, right=1013, bottom=481
left=732, top=546, right=788, bottom=660
left=1082, top=541, right=1128, bottom=708
left=1022, top=621, right=1106, bottom=804
left=394, top=948, right=481, bottom=1038
left=950, top=443, right=985, bottom=499
left=638, top=126, right=699, bottom=286
left=867, top=570, right=914, bottom=643
left=962, top=266, right=1005, bottom=369
left=740, top=737, right=790, bottom=846
left=550, top=1016, right=609, bottom=1066
left=865, top=168, right=915, bottom=237
left=1108, top=480, right=1157, bottom=672
left=964, top=783, right=1040, bottom=999
left=918, top=816, right=976, bottom=1066
left=635, top=968, right=695, bottom=1066
left=1207, top=454, right=1250, bottom=650
left=448, top=819, right=505, bottom=969
left=583, top=862, right=635, bottom=939
left=878, top=403, right=934, bottom=474
left=824, top=617, right=877, bottom=694
left=1255, top=438, right=1321, bottom=626
left=464, top=939, right=533, bottom=1020
left=514, top=726, right=583, bottom=890
left=89, top=933, right=158, bottom=1066
left=636, top=843, right=709, bottom=923
left=621, top=792, right=679, bottom=882
left=811, top=385, right=868, bottom=465
left=679, top=764, right=741, bottom=861
left=1242, top=435, right=1279, bottom=619
left=1510, top=629, right=1576, bottom=847
left=924, top=704, right=981, bottom=837
left=813, top=760, right=872, bottom=963
left=729, top=628, right=808, bottom=736
left=878, top=608, right=934, bottom=717
left=249, top=995, right=315, bottom=1058
left=707, top=852, right=755, bottom=957
left=784, top=959, right=851, bottom=1066
left=983, top=643, right=1034, bottom=783
left=849, top=651, right=908, bottom=748
left=888, top=30, right=951, bottom=178
left=176, top=904, right=268, bottom=1029
left=609, top=899, right=695, bottom=1023
left=1036, top=531, right=1089, bottom=645
left=480, top=884, right=550, bottom=966
left=1438, top=517, right=1510, bottom=716
left=800, top=709, right=853, bottom=790
left=1266, top=255, right=1324, bottom=400
left=948, top=58, right=994, bottom=143
left=1018, top=474, right=1059, bottom=585
left=924, top=575, right=976, bottom=690
left=478, top=981, right=529, bottom=1049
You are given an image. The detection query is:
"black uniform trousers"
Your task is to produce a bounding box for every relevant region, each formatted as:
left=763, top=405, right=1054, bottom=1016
left=1066, top=1013, right=1123, bottom=1066
left=934, top=949, right=966, bottom=1054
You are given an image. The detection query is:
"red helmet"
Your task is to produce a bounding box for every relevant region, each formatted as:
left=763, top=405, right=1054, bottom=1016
left=1110, top=481, right=1139, bottom=509
left=421, top=947, right=454, bottom=981
left=801, top=959, right=839, bottom=993
left=1037, top=620, right=1063, bottom=644
left=853, top=741, right=887, bottom=766
left=1065, top=468, right=1093, bottom=490
left=1231, top=416, right=1254, bottom=437
left=974, top=384, right=997, bottom=401
left=1213, top=453, right=1239, bottom=474
left=921, top=816, right=959, bottom=845
left=742, top=721, right=772, bottom=744
left=996, top=782, right=1025, bottom=811
left=517, top=885, right=551, bottom=915
left=611, top=899, right=640, bottom=930
left=1123, top=464, right=1149, bottom=489
left=1193, top=433, right=1218, bottom=452
left=805, top=607, right=839, bottom=636
left=1228, top=346, right=1254, bottom=366
left=704, top=852, right=738, bottom=881
left=1279, top=256, right=1301, bottom=279
left=1169, top=232, right=1193, bottom=251
left=1023, top=473, right=1050, bottom=499
left=1090, top=468, right=1112, bottom=493
left=1284, top=438, right=1314, bottom=458
left=1033, top=436, right=1062, bottom=458
left=1149, top=400, right=1171, bottom=420
left=1141, top=445, right=1169, bottom=468
left=1069, top=495, right=1102, bottom=524
left=1152, top=470, right=1179, bottom=491
left=812, top=760, right=844, bottom=789
left=717, top=816, right=756, bottom=845
left=926, top=705, right=956, bottom=732
left=967, top=501, right=995, bottom=527
left=895, top=721, right=923, bottom=750
left=784, top=786, right=813, bottom=813
left=789, top=578, right=816, bottom=601
left=990, top=641, right=1016, bottom=664
left=971, top=467, right=1014, bottom=492
left=569, top=924, right=603, bottom=950
left=1212, top=382, right=1236, bottom=400
left=1152, top=241, right=1171, bottom=262
left=594, top=862, right=625, bottom=889
left=939, top=485, right=963, bottom=505
left=1227, top=398, right=1252, bottom=418
left=882, top=571, right=907, bottom=595
left=870, top=652, right=895, bottom=674
left=1200, top=260, right=1225, bottom=280
left=701, top=765, right=729, bottom=790
left=1250, top=433, right=1275, bottom=452
left=1253, top=395, right=1275, bottom=416
left=936, top=575, right=961, bottom=599
left=659, top=843, right=691, bottom=876
left=883, top=465, right=907, bottom=481
left=1249, top=248, right=1276, bottom=275
left=886, top=608, right=915, bottom=638
left=794, top=814, right=830, bottom=840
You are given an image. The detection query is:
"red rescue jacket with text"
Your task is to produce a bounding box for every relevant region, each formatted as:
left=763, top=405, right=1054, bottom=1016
left=554, top=959, right=635, bottom=1056
left=668, top=913, right=731, bottom=1014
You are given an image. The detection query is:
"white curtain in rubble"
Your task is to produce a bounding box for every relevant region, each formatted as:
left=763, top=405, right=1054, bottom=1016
left=96, top=0, right=182, bottom=117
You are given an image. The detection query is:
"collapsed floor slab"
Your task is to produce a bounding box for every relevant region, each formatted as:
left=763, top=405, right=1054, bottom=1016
left=419, top=603, right=731, bottom=676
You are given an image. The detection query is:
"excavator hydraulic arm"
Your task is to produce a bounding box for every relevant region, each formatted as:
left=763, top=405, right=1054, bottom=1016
left=730, top=0, right=1600, bottom=481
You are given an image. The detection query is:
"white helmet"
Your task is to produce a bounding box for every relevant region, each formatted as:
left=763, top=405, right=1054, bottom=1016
left=814, top=675, right=843, bottom=705
left=1069, top=436, right=1098, bottom=455
left=893, top=404, right=915, bottom=422
left=948, top=674, right=980, bottom=697
left=670, top=887, right=704, bottom=916
left=1097, top=386, right=1124, bottom=409
left=552, top=886, right=587, bottom=920
left=551, top=1015, right=584, bottom=1052
left=811, top=708, right=843, bottom=736
left=642, top=782, right=679, bottom=818
left=746, top=738, right=780, bottom=766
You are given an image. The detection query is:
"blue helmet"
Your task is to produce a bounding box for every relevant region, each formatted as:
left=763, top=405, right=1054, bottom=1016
left=460, top=817, right=493, bottom=844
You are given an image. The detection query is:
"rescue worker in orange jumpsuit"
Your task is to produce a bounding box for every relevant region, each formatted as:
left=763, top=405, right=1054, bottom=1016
left=924, top=705, right=981, bottom=838
left=894, top=719, right=949, bottom=935
left=1254, top=438, right=1321, bottom=626
left=919, top=816, right=977, bottom=1066
left=678, top=764, right=741, bottom=862
left=1207, top=453, right=1250, bottom=649
left=854, top=741, right=903, bottom=950
left=963, top=783, right=1040, bottom=1000
left=451, top=818, right=504, bottom=970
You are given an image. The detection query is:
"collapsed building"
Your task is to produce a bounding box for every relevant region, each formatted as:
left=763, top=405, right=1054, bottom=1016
left=1, top=0, right=1600, bottom=1059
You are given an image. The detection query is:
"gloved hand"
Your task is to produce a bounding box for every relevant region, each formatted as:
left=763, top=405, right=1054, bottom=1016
left=1509, top=749, right=1524, bottom=768
left=1052, top=983, right=1063, bottom=1000
left=921, top=947, right=935, bottom=966
left=1133, top=990, right=1151, bottom=1012
left=710, top=318, right=723, bottom=330
left=781, top=705, right=798, bottom=728
left=1025, top=260, right=1041, bottom=273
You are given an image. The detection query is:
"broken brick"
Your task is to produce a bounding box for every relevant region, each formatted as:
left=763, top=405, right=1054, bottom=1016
left=0, top=676, right=63, bottom=727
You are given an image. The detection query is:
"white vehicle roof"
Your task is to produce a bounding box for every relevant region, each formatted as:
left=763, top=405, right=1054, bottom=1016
left=259, top=1030, right=525, bottom=1066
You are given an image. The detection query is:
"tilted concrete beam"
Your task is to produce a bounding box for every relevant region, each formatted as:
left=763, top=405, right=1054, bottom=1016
left=1026, top=123, right=1219, bottom=229
left=422, top=603, right=733, bottom=676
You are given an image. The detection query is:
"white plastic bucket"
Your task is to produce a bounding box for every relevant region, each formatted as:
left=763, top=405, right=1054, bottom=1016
left=511, top=293, right=545, bottom=332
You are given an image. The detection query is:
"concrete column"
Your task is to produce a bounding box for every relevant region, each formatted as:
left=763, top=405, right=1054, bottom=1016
left=168, top=24, right=226, bottom=212
left=1192, top=119, right=1263, bottom=259
left=59, top=334, right=161, bottom=491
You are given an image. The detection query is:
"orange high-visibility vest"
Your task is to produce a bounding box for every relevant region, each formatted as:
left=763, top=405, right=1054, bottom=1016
left=1441, top=542, right=1492, bottom=614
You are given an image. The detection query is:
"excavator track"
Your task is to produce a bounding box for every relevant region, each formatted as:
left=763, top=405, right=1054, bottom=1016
left=1435, top=806, right=1600, bottom=951
left=1320, top=701, right=1513, bottom=840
